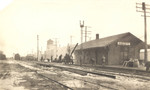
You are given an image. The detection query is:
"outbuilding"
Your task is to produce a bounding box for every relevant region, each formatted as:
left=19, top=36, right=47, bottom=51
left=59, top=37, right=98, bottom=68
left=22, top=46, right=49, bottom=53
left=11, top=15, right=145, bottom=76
left=74, top=32, right=145, bottom=65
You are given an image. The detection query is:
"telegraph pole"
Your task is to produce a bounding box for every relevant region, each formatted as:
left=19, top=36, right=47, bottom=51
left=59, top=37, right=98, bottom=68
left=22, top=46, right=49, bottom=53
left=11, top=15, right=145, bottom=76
left=136, top=2, right=150, bottom=62
left=37, top=35, right=39, bottom=61
left=143, top=2, right=148, bottom=63
left=41, top=47, right=42, bottom=60
left=85, top=26, right=87, bottom=42
left=54, top=38, right=58, bottom=59
left=70, top=35, right=73, bottom=45
left=80, top=20, right=84, bottom=66
left=84, top=26, right=91, bottom=42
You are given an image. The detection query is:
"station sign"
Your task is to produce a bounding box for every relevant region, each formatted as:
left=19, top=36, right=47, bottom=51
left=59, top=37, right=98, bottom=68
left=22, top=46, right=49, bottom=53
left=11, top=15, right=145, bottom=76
left=117, top=42, right=130, bottom=46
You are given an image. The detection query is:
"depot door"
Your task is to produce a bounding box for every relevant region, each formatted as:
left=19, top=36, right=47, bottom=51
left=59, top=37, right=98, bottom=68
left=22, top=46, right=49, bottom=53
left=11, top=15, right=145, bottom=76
left=120, top=46, right=129, bottom=64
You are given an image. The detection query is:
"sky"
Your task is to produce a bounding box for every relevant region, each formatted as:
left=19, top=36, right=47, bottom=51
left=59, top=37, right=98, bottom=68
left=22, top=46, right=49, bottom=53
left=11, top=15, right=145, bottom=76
left=1, top=0, right=150, bottom=57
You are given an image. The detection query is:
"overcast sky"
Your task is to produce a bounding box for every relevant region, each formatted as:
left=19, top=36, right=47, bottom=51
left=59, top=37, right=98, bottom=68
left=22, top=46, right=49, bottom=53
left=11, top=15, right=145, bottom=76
left=1, top=0, right=150, bottom=57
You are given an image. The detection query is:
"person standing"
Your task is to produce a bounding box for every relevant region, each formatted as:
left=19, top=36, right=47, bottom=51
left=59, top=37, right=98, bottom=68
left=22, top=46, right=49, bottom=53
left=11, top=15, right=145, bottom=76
left=102, top=55, right=106, bottom=67
left=145, top=61, right=150, bottom=72
left=70, top=55, right=74, bottom=64
left=58, top=54, right=62, bottom=63
left=90, top=58, right=95, bottom=66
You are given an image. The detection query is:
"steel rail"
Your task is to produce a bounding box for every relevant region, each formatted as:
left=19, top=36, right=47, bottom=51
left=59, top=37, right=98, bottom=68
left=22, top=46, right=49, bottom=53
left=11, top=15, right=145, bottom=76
left=16, top=61, right=73, bottom=90
left=37, top=63, right=118, bottom=90
left=36, top=72, right=73, bottom=90
left=37, top=63, right=116, bottom=79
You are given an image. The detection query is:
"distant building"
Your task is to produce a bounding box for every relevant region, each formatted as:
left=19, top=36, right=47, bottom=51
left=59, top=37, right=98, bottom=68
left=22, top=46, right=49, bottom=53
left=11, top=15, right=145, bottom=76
left=46, top=39, right=57, bottom=60
left=0, top=51, right=6, bottom=60
left=26, top=54, right=36, bottom=60
left=75, top=32, right=145, bottom=65
left=57, top=44, right=76, bottom=59
left=46, top=39, right=77, bottom=60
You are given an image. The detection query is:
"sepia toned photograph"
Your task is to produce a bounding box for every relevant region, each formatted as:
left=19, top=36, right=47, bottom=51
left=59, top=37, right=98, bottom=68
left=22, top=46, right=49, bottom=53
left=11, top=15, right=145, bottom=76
left=0, top=0, right=150, bottom=90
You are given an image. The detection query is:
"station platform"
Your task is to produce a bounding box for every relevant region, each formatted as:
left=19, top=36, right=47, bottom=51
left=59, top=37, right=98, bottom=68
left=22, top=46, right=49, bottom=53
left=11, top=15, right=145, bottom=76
left=75, top=64, right=147, bottom=73
left=38, top=61, right=148, bottom=73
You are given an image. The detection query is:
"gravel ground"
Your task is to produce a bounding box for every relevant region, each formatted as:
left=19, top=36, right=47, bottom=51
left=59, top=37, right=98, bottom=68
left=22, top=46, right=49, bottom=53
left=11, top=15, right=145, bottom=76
left=1, top=60, right=150, bottom=90
left=0, top=60, right=66, bottom=90
left=32, top=61, right=150, bottom=90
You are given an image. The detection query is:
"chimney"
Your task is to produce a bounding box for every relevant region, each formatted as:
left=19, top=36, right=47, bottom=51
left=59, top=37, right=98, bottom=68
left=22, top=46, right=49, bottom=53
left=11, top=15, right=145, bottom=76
left=96, top=34, right=99, bottom=39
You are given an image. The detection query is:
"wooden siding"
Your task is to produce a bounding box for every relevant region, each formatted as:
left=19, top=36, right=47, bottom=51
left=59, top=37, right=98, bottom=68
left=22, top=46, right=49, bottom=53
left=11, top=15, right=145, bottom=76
left=108, top=43, right=121, bottom=65
left=74, top=33, right=144, bottom=65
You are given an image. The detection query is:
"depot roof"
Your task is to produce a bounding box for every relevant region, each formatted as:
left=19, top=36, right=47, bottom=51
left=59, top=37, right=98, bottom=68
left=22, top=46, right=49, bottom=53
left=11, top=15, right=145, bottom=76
left=76, top=32, right=144, bottom=50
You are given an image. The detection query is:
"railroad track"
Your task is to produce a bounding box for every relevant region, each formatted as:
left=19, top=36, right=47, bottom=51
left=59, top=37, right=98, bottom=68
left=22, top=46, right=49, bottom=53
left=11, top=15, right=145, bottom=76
left=37, top=63, right=116, bottom=79
left=36, top=71, right=73, bottom=90
left=36, top=64, right=118, bottom=90
left=36, top=62, right=150, bottom=81
left=15, top=62, right=73, bottom=90
left=17, top=61, right=119, bottom=90
left=73, top=77, right=118, bottom=90
left=17, top=61, right=150, bottom=90
left=58, top=71, right=118, bottom=90
left=0, top=71, right=10, bottom=79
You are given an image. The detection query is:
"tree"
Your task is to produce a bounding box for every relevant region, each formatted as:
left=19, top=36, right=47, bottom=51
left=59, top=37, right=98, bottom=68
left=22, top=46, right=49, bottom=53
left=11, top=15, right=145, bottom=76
left=15, top=53, right=20, bottom=60
left=0, top=53, right=6, bottom=60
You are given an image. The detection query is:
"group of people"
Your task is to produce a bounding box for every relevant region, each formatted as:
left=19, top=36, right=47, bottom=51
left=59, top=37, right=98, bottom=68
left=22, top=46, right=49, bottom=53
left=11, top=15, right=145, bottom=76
left=122, top=58, right=150, bottom=72
left=63, top=54, right=74, bottom=64
left=47, top=54, right=106, bottom=66
left=46, top=54, right=74, bottom=64
left=90, top=55, right=106, bottom=66
left=45, top=54, right=150, bottom=72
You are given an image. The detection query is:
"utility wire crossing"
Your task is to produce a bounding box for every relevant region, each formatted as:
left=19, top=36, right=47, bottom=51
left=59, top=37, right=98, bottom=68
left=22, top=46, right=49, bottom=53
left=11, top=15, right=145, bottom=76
left=136, top=2, right=150, bottom=62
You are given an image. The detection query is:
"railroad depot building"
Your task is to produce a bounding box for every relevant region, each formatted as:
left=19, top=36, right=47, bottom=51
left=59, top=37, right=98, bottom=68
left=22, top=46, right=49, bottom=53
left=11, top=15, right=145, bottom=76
left=74, top=32, right=145, bottom=65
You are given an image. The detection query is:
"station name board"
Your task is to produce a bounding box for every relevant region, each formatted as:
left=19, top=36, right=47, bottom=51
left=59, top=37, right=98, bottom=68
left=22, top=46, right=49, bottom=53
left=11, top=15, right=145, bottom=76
left=117, top=42, right=130, bottom=46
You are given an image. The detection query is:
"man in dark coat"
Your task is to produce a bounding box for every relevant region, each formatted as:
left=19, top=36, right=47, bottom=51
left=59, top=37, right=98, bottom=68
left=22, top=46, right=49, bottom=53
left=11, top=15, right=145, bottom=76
left=58, top=54, right=62, bottom=63
left=90, top=58, right=95, bottom=66
left=64, top=54, right=70, bottom=64
left=145, top=61, right=150, bottom=72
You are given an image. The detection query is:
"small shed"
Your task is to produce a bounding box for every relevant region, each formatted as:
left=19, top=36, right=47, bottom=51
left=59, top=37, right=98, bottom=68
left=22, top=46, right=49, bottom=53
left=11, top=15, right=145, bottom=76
left=74, top=32, right=145, bottom=65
